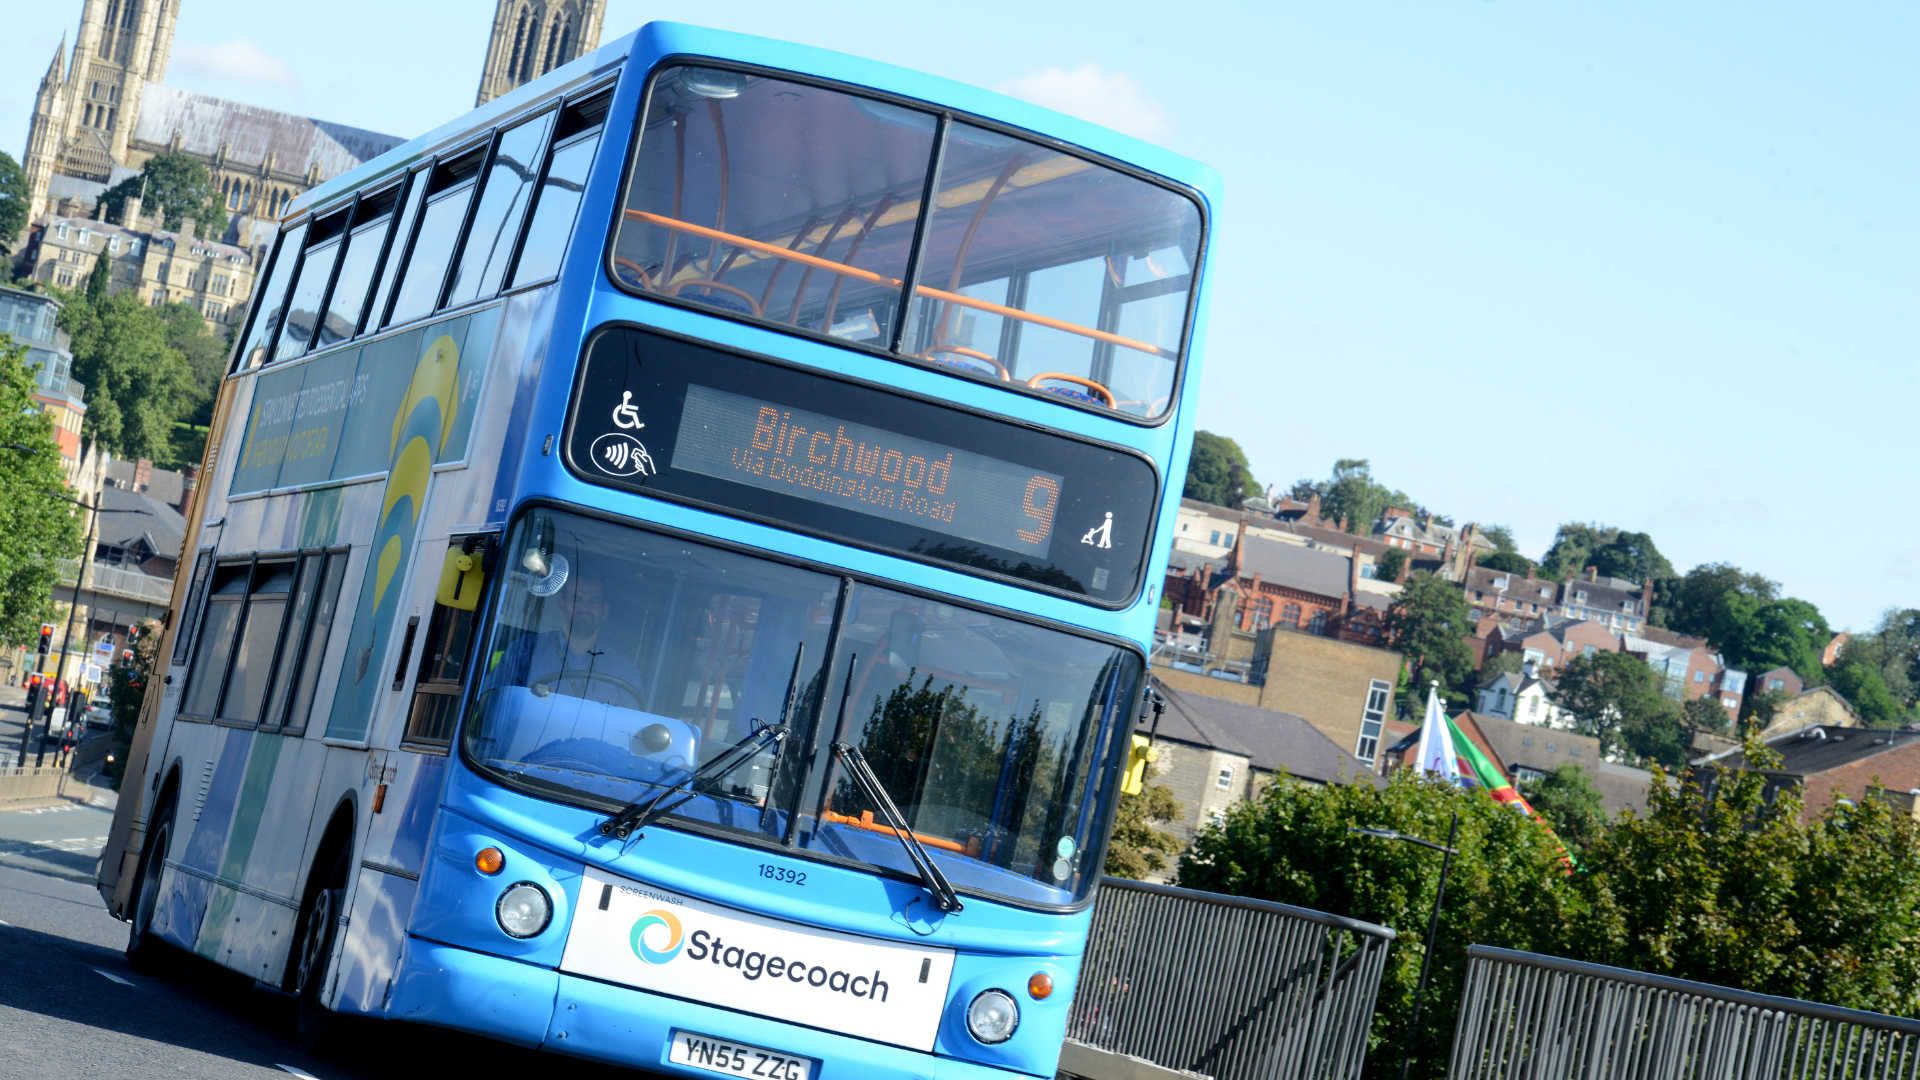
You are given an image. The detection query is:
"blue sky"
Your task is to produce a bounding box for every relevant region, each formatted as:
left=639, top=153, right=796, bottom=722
left=4, top=1, right=1915, bottom=631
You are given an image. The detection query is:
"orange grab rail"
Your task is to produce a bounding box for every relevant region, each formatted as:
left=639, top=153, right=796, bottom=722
left=818, top=808, right=978, bottom=856
left=623, top=211, right=1171, bottom=359
left=1027, top=372, right=1117, bottom=408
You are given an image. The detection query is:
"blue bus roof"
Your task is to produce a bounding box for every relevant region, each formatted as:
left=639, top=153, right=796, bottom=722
left=292, top=21, right=1221, bottom=219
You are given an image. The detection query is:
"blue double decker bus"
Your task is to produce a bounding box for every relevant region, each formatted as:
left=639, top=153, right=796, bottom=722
left=99, top=22, right=1217, bottom=1079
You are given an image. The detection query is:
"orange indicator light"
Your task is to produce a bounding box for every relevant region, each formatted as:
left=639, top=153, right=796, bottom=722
left=1028, top=972, right=1054, bottom=1000
left=475, top=847, right=505, bottom=875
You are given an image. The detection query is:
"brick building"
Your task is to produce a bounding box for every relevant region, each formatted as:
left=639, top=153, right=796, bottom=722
left=1486, top=616, right=1623, bottom=671
left=1464, top=565, right=1560, bottom=625
left=1702, top=724, right=1920, bottom=819
left=1623, top=630, right=1745, bottom=725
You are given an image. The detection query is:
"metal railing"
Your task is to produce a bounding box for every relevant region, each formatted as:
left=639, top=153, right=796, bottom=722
left=1067, top=877, right=1397, bottom=1080
left=55, top=558, right=175, bottom=604
left=1448, top=945, right=1920, bottom=1080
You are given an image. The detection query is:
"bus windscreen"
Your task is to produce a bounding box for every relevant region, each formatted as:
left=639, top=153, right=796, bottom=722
left=565, top=326, right=1156, bottom=604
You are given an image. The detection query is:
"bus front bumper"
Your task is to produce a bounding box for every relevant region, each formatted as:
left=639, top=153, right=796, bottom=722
left=388, top=937, right=1049, bottom=1079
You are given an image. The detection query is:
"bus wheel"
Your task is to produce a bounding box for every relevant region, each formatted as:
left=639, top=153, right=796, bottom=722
left=294, top=847, right=350, bottom=1053
left=125, top=792, right=186, bottom=977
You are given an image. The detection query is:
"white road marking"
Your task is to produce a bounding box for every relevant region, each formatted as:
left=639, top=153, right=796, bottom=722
left=0, top=918, right=12, bottom=926
left=278, top=1067, right=321, bottom=1078
left=92, top=968, right=134, bottom=986
left=0, top=836, right=108, bottom=856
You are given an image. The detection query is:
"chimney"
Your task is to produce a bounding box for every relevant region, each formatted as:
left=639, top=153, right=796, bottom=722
left=1585, top=566, right=1598, bottom=582
left=122, top=195, right=143, bottom=226
left=1307, top=492, right=1321, bottom=525
left=1346, top=545, right=1362, bottom=616
left=133, top=458, right=153, bottom=492
left=1424, top=510, right=1434, bottom=530
left=176, top=463, right=198, bottom=517
left=1227, top=519, right=1247, bottom=578
left=1395, top=553, right=1411, bottom=585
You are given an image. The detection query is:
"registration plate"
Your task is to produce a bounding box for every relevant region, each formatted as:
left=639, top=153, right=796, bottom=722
left=669, top=1030, right=817, bottom=1079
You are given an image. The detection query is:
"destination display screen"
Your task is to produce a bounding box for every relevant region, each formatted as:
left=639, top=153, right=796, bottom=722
left=564, top=327, right=1158, bottom=604
left=673, top=386, right=1067, bottom=560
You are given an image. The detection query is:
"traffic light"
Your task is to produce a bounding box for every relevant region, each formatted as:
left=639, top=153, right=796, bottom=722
left=122, top=649, right=133, bottom=664
left=1121, top=734, right=1161, bottom=796
left=26, top=673, right=40, bottom=688
left=36, top=624, right=53, bottom=655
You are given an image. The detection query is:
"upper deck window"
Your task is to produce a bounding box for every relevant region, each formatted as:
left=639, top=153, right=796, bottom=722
left=611, top=65, right=1202, bottom=421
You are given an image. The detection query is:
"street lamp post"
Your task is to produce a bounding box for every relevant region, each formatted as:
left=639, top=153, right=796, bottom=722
left=1353, top=811, right=1461, bottom=1080
left=15, top=489, right=149, bottom=768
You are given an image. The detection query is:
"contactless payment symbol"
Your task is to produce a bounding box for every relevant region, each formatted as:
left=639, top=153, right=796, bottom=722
left=631, top=909, right=685, bottom=965
left=591, top=432, right=655, bottom=478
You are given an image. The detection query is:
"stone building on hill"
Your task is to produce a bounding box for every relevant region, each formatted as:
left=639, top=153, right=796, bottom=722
left=19, top=0, right=404, bottom=250
left=17, top=212, right=255, bottom=335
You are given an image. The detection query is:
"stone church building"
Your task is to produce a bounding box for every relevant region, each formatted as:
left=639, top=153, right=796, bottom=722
left=19, top=0, right=605, bottom=251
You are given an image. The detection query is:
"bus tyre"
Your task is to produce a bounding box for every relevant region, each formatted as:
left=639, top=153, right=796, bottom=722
left=125, top=793, right=186, bottom=977
left=294, top=848, right=350, bottom=1054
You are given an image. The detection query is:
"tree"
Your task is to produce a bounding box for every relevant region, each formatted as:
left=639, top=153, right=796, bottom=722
left=54, top=290, right=199, bottom=461
left=1568, top=743, right=1920, bottom=1015
left=1713, top=594, right=1832, bottom=685
left=1680, top=694, right=1732, bottom=738
left=1375, top=546, right=1407, bottom=582
left=1314, top=459, right=1419, bottom=536
left=97, top=153, right=229, bottom=238
left=1519, top=762, right=1608, bottom=857
left=1182, top=431, right=1259, bottom=508
left=1587, top=530, right=1674, bottom=587
left=156, top=301, right=229, bottom=466
left=1743, top=687, right=1791, bottom=732
left=1479, top=524, right=1518, bottom=554
left=1479, top=650, right=1524, bottom=686
left=1549, top=651, right=1675, bottom=761
left=104, top=619, right=161, bottom=786
left=1834, top=609, right=1920, bottom=708
left=1538, top=523, right=1616, bottom=582
left=1383, top=571, right=1475, bottom=710
left=1177, top=770, right=1574, bottom=1079
left=1827, top=649, right=1906, bottom=728
left=0, top=151, right=28, bottom=257
left=1476, top=550, right=1531, bottom=575
left=0, top=341, right=86, bottom=648
left=1104, top=762, right=1183, bottom=879
left=1665, top=563, right=1778, bottom=642
left=84, top=248, right=112, bottom=302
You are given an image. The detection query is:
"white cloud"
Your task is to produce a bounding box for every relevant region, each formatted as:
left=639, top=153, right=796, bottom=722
left=995, top=63, right=1173, bottom=143
left=171, top=39, right=300, bottom=97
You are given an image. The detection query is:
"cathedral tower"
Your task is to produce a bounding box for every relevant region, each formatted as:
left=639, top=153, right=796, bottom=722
left=476, top=1, right=605, bottom=107
left=22, top=0, right=179, bottom=219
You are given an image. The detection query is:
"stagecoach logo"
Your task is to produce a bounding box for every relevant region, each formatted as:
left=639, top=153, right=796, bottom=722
left=591, top=431, right=655, bottom=477
left=631, top=909, right=685, bottom=965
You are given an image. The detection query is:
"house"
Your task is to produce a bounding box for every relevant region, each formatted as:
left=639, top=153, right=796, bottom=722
left=1139, top=677, right=1382, bottom=849
left=20, top=213, right=257, bottom=335
left=1556, top=567, right=1652, bottom=634
left=1376, top=509, right=1495, bottom=560
left=1753, top=686, right=1858, bottom=739
left=0, top=284, right=89, bottom=475
left=1701, top=723, right=1920, bottom=818
left=1486, top=616, right=1623, bottom=672
left=1464, top=565, right=1560, bottom=626
left=91, top=486, right=186, bottom=579
left=1162, top=530, right=1397, bottom=657
left=1752, top=666, right=1806, bottom=700
left=1475, top=666, right=1569, bottom=727
left=1622, top=632, right=1745, bottom=725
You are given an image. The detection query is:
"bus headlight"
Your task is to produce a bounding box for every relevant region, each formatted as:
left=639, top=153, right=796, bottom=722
left=495, top=882, right=552, bottom=938
left=967, top=989, right=1020, bottom=1044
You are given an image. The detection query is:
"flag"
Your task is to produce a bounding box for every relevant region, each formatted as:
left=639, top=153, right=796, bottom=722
left=1409, top=683, right=1460, bottom=782
left=1447, top=715, right=1538, bottom=816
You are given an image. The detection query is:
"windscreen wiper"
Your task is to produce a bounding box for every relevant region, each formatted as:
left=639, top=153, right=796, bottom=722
left=601, top=719, right=790, bottom=842
left=831, top=742, right=963, bottom=914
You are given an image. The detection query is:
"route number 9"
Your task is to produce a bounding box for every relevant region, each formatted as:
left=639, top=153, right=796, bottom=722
left=1016, top=477, right=1060, bottom=545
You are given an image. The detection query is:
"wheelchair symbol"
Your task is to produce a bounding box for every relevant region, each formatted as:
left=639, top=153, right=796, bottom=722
left=612, top=391, right=644, bottom=430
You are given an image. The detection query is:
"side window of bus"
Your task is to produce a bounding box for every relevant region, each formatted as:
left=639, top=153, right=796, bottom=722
left=267, top=550, right=349, bottom=734
left=367, top=166, right=431, bottom=331
left=171, top=549, right=214, bottom=668
left=511, top=89, right=611, bottom=287
left=219, top=560, right=298, bottom=724
left=273, top=208, right=352, bottom=364
left=385, top=145, right=488, bottom=327
left=179, top=560, right=254, bottom=719
left=445, top=111, right=557, bottom=307
left=234, top=223, right=309, bottom=370
left=315, top=185, right=403, bottom=350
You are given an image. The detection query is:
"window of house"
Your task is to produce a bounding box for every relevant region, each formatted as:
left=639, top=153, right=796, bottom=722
left=512, top=89, right=611, bottom=287
left=1306, top=608, right=1328, bottom=636
left=1216, top=765, right=1234, bottom=790
left=1769, top=678, right=1785, bottom=692
left=1356, top=679, right=1390, bottom=762
left=1529, top=696, right=1540, bottom=716
left=1251, top=595, right=1273, bottom=630
left=1570, top=747, right=1582, bottom=757
left=1582, top=645, right=1597, bottom=658
left=1694, top=670, right=1706, bottom=683
left=1281, top=602, right=1302, bottom=628
left=1210, top=531, right=1221, bottom=546
left=1724, top=697, right=1737, bottom=708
